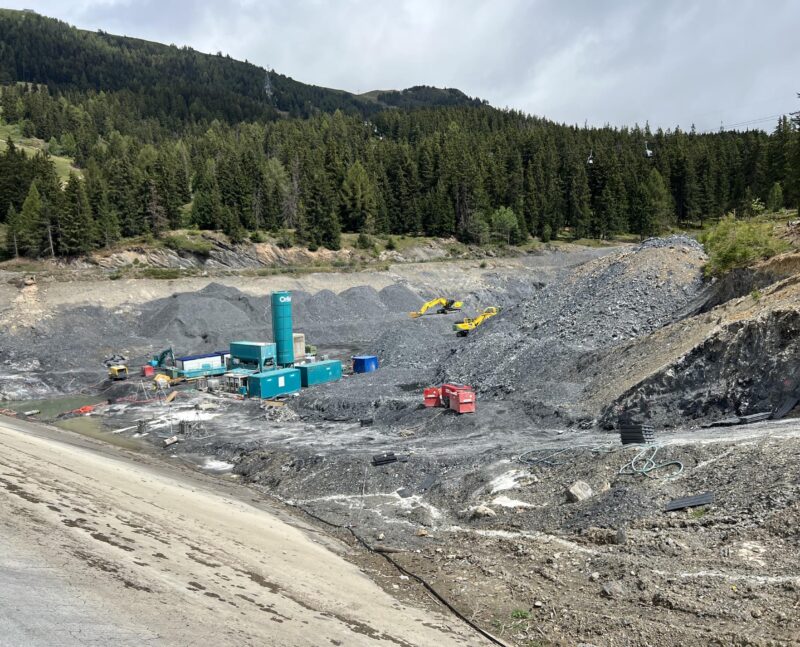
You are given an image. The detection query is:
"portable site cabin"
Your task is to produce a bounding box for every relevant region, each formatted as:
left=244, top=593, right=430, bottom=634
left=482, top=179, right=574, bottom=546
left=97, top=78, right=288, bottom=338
left=248, top=368, right=301, bottom=399
left=297, top=360, right=342, bottom=387
left=175, top=351, right=230, bottom=378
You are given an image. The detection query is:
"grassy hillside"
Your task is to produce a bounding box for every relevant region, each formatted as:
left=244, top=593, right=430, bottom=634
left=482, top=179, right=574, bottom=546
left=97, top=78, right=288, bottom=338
left=0, top=122, right=80, bottom=183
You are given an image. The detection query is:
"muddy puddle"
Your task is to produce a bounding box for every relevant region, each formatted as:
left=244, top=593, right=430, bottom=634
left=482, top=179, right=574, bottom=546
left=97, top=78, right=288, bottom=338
left=54, top=415, right=144, bottom=451
left=7, top=394, right=107, bottom=418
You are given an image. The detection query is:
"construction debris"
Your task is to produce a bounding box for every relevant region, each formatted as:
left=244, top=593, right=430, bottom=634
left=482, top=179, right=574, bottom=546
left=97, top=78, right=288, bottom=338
left=618, top=423, right=656, bottom=445
left=566, top=480, right=594, bottom=502
left=372, top=452, right=407, bottom=466
left=771, top=395, right=800, bottom=419
left=705, top=411, right=772, bottom=428
left=664, top=492, right=715, bottom=512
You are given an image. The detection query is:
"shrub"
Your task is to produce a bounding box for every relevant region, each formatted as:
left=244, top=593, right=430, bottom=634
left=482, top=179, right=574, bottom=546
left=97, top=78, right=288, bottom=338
left=767, top=182, right=784, bottom=212
left=540, top=223, right=552, bottom=243
left=163, top=234, right=213, bottom=257
left=355, top=232, right=373, bottom=249
left=700, top=215, right=788, bottom=277
left=489, top=206, right=521, bottom=244
left=250, top=230, right=267, bottom=243
left=385, top=236, right=397, bottom=251
left=276, top=231, right=294, bottom=249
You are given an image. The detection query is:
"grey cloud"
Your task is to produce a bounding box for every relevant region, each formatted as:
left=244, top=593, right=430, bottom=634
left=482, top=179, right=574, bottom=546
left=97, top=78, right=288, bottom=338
left=9, top=0, right=799, bottom=131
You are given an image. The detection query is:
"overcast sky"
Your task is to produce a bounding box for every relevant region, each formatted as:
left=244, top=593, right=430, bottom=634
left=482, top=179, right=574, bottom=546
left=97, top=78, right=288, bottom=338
left=8, top=0, right=798, bottom=131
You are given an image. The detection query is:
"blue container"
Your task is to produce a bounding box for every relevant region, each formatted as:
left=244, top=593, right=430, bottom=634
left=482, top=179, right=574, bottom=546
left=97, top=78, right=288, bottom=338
left=352, top=355, right=379, bottom=374
left=271, top=291, right=294, bottom=366
left=298, top=360, right=343, bottom=387
left=248, top=368, right=301, bottom=399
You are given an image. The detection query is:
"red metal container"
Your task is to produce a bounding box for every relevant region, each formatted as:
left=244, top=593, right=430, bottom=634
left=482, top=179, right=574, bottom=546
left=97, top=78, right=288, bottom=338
left=142, top=365, right=155, bottom=377
left=441, top=383, right=471, bottom=400
left=448, top=389, right=476, bottom=414
left=423, top=387, right=441, bottom=407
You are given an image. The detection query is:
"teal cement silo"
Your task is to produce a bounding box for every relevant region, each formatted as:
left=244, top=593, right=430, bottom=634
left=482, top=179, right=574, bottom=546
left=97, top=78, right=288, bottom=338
left=271, top=291, right=294, bottom=366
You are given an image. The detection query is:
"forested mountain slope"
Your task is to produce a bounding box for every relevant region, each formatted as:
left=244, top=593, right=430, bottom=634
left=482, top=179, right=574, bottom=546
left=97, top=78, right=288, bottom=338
left=0, top=9, right=798, bottom=261
left=0, top=9, right=482, bottom=125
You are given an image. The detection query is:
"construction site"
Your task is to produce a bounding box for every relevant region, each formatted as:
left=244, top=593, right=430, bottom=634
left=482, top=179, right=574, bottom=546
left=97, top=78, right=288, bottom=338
left=2, top=236, right=800, bottom=646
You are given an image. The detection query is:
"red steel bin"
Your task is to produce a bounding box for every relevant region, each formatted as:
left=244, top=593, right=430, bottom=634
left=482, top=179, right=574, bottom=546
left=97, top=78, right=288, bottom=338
left=448, top=389, right=476, bottom=414
left=423, top=387, right=441, bottom=407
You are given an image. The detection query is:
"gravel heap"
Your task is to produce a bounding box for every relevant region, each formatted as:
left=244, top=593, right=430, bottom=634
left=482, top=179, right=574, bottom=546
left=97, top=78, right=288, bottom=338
left=0, top=282, right=425, bottom=397
left=438, top=236, right=709, bottom=421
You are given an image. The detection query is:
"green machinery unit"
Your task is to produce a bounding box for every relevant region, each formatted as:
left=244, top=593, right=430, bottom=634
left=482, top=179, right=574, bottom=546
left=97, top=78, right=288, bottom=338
left=229, top=341, right=277, bottom=372
left=247, top=368, right=301, bottom=399
left=297, top=360, right=343, bottom=387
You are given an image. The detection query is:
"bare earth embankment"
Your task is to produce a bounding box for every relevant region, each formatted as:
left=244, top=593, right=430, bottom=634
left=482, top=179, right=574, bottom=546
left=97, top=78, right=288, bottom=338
left=0, top=414, right=488, bottom=646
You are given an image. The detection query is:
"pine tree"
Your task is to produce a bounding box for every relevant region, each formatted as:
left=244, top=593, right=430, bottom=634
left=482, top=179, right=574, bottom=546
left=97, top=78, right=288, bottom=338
left=641, top=168, right=673, bottom=236
left=340, top=161, right=377, bottom=233
left=94, top=187, right=121, bottom=248
left=6, top=204, right=21, bottom=257
left=142, top=179, right=168, bottom=235
left=523, top=163, right=539, bottom=236
left=60, top=173, right=92, bottom=255
left=318, top=206, right=341, bottom=250
left=106, top=154, right=140, bottom=236
left=566, top=159, right=592, bottom=239
left=282, top=155, right=302, bottom=233
left=18, top=180, right=43, bottom=257
left=190, top=162, right=224, bottom=230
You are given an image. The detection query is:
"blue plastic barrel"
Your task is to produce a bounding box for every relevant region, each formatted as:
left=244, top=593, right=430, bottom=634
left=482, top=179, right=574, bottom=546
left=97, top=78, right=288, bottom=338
left=271, top=291, right=294, bottom=366
left=352, top=355, right=379, bottom=373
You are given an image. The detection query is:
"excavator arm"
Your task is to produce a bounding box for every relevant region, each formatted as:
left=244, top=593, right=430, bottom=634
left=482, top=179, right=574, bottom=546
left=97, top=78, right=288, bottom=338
left=453, top=306, right=501, bottom=336
left=409, top=298, right=463, bottom=318
left=151, top=347, right=175, bottom=367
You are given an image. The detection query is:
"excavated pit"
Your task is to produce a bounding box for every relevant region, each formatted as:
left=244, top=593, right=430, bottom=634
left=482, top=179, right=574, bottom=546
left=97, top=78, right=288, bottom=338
left=3, top=239, right=800, bottom=644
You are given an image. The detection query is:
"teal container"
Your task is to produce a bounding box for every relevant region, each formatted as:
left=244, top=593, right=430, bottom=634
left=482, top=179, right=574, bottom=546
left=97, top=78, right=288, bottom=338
left=298, top=360, right=343, bottom=387
left=230, top=341, right=276, bottom=371
left=271, top=291, right=294, bottom=366
left=248, top=368, right=301, bottom=399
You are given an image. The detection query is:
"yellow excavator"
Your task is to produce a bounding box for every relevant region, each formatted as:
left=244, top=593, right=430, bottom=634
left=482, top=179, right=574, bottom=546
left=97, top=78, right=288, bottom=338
left=453, top=306, right=501, bottom=336
left=409, top=298, right=464, bottom=318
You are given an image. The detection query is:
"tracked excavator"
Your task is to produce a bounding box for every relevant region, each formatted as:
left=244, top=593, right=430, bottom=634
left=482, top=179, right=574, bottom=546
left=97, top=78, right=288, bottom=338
left=453, top=306, right=501, bottom=336
left=150, top=347, right=175, bottom=368
left=409, top=298, right=464, bottom=318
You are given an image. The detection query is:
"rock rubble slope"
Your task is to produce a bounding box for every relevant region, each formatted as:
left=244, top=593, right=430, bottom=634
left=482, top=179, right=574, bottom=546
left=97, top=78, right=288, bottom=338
left=437, top=236, right=709, bottom=423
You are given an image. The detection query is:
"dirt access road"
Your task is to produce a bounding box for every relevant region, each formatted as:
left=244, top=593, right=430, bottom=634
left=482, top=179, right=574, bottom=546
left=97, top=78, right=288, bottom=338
left=0, top=416, right=489, bottom=647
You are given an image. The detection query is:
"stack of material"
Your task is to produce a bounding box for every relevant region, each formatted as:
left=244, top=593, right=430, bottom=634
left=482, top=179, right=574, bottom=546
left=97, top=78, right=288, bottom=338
left=619, top=423, right=656, bottom=445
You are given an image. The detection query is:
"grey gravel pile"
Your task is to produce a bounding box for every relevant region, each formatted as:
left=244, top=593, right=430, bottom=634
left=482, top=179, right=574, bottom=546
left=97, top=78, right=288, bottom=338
left=437, top=236, right=709, bottom=420
left=0, top=281, right=428, bottom=397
